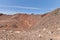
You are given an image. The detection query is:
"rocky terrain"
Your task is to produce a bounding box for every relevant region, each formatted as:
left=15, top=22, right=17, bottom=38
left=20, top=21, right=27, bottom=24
left=0, top=8, right=60, bottom=40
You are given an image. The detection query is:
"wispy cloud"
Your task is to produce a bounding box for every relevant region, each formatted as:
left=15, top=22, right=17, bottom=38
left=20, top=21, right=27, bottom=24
left=0, top=5, right=41, bottom=10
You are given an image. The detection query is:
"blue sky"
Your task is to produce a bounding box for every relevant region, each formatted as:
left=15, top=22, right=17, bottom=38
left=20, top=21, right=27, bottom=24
left=0, top=0, right=60, bottom=14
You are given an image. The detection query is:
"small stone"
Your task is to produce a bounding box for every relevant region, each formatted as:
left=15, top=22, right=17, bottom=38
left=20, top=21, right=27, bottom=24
left=2, top=30, right=6, bottom=31
left=14, top=31, right=20, bottom=33
left=57, top=28, right=60, bottom=30
left=43, top=28, right=46, bottom=31
left=9, top=30, right=13, bottom=33
left=50, top=39, right=53, bottom=40
left=0, top=24, right=3, bottom=28
left=47, top=30, right=51, bottom=34
left=38, top=34, right=43, bottom=38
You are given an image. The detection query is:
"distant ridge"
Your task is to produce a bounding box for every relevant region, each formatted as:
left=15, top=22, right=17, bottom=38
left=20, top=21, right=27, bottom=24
left=0, top=8, right=60, bottom=31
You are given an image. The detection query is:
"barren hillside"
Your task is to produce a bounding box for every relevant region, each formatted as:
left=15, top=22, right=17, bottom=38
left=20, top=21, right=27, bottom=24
left=0, top=8, right=60, bottom=40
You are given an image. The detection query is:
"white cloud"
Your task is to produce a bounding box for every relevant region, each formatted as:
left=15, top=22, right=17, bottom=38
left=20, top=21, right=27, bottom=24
left=0, top=5, right=41, bottom=10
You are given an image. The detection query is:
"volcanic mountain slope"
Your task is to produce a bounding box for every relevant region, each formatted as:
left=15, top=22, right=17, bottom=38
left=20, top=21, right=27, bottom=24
left=0, top=13, right=42, bottom=30
left=31, top=8, right=60, bottom=30
left=0, top=8, right=60, bottom=40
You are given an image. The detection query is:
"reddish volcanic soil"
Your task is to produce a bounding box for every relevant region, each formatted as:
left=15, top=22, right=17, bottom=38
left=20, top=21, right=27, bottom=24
left=0, top=8, right=60, bottom=40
